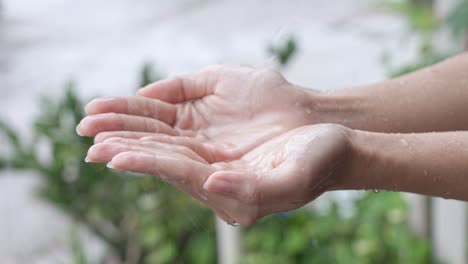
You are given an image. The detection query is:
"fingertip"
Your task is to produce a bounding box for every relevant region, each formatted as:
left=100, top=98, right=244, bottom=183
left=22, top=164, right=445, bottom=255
left=75, top=116, right=94, bottom=137
left=84, top=97, right=104, bottom=115
left=85, top=142, right=107, bottom=163
left=75, top=124, right=83, bottom=136
left=204, top=171, right=239, bottom=195
left=110, top=151, right=148, bottom=171
left=108, top=151, right=132, bottom=170
left=94, top=132, right=108, bottom=143
left=137, top=80, right=169, bottom=96
left=136, top=87, right=149, bottom=96
left=83, top=100, right=95, bottom=115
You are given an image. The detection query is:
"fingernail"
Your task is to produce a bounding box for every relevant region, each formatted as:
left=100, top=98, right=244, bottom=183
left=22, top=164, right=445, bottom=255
left=75, top=125, right=83, bottom=136
left=204, top=177, right=233, bottom=195
left=95, top=96, right=116, bottom=102
left=106, top=162, right=114, bottom=169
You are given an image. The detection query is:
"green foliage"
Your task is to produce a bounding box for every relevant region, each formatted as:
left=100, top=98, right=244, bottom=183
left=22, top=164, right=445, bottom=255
left=382, top=0, right=438, bottom=34
left=243, top=192, right=440, bottom=264
left=387, top=48, right=448, bottom=77
left=268, top=35, right=298, bottom=67
left=0, top=64, right=439, bottom=263
left=382, top=0, right=468, bottom=77
left=447, top=0, right=468, bottom=40
left=0, top=75, right=216, bottom=264
left=70, top=226, right=91, bottom=264
left=139, top=63, right=162, bottom=88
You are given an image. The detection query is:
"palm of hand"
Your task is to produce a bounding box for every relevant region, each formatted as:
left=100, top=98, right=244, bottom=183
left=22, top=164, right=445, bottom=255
left=85, top=124, right=350, bottom=226
left=78, top=66, right=314, bottom=161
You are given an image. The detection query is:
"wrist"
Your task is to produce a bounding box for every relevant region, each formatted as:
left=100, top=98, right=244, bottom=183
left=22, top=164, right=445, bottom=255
left=338, top=129, right=376, bottom=191
left=301, top=86, right=368, bottom=129
left=337, top=129, right=408, bottom=192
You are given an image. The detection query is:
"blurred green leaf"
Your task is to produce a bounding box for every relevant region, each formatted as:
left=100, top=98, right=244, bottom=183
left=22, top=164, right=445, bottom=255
left=382, top=0, right=438, bottom=33
left=70, top=226, right=90, bottom=264
left=268, top=35, right=298, bottom=67
left=0, top=120, right=21, bottom=149
left=447, top=0, right=468, bottom=40
left=243, top=192, right=441, bottom=264
left=145, top=242, right=177, bottom=264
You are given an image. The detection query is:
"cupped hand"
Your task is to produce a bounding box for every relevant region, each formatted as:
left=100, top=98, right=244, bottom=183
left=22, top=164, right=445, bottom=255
left=85, top=124, right=352, bottom=226
left=77, top=65, right=317, bottom=161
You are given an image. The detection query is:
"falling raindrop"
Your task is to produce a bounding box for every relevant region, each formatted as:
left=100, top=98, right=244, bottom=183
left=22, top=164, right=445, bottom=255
left=400, top=139, right=409, bottom=147
left=199, top=192, right=208, bottom=201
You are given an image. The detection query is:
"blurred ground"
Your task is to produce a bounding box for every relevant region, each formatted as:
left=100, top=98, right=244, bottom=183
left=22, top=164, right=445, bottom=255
left=0, top=0, right=417, bottom=263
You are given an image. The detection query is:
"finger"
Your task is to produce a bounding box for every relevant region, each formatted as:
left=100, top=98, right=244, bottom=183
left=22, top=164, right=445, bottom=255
left=203, top=164, right=300, bottom=205
left=203, top=171, right=261, bottom=226
left=86, top=141, right=173, bottom=163
left=101, top=138, right=207, bottom=163
left=109, top=151, right=213, bottom=187
left=76, top=113, right=177, bottom=137
left=85, top=96, right=177, bottom=125
left=139, top=134, right=224, bottom=162
left=137, top=76, right=212, bottom=104
left=86, top=142, right=139, bottom=163
left=94, top=131, right=158, bottom=143
left=213, top=210, right=233, bottom=224
left=203, top=170, right=259, bottom=205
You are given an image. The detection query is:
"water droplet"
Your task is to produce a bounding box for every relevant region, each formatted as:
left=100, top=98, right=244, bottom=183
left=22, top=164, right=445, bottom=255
left=400, top=139, right=409, bottom=147
left=199, top=192, right=208, bottom=201
left=159, top=174, right=171, bottom=183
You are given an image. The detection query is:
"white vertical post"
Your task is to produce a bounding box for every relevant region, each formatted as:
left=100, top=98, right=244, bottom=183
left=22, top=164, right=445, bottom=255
left=215, top=217, right=242, bottom=264
left=432, top=198, right=467, bottom=264
left=404, top=193, right=431, bottom=238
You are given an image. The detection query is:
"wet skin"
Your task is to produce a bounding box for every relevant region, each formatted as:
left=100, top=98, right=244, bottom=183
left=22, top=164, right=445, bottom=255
left=78, top=54, right=468, bottom=225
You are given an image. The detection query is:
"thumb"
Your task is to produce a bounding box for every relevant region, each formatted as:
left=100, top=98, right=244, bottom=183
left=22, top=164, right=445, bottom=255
left=203, top=171, right=259, bottom=205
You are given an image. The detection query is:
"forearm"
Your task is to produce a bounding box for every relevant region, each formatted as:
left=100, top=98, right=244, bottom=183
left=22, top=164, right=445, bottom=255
left=337, top=130, right=468, bottom=201
left=309, top=52, right=468, bottom=133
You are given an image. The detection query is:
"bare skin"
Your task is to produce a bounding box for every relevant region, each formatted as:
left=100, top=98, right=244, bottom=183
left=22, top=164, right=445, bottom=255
left=78, top=65, right=314, bottom=161
left=86, top=124, right=350, bottom=226
left=77, top=53, right=468, bottom=225
left=316, top=53, right=468, bottom=132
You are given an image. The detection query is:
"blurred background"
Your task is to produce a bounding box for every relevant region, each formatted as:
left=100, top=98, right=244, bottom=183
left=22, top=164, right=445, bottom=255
left=0, top=0, right=467, bottom=263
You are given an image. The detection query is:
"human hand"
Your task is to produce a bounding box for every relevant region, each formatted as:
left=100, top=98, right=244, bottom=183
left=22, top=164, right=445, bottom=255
left=85, top=124, right=352, bottom=226
left=77, top=65, right=317, bottom=162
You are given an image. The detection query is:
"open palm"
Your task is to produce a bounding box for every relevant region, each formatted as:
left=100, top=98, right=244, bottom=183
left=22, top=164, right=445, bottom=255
left=85, top=124, right=351, bottom=226
left=78, top=65, right=316, bottom=161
